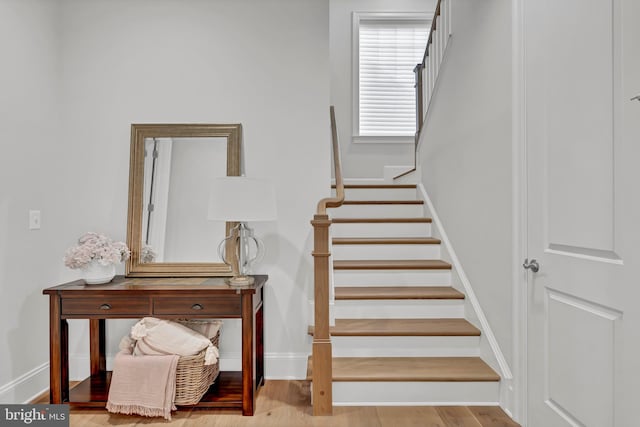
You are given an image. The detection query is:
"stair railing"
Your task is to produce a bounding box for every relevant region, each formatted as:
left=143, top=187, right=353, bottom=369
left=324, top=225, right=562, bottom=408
left=417, top=0, right=452, bottom=138
left=311, top=106, right=344, bottom=415
left=396, top=0, right=451, bottom=179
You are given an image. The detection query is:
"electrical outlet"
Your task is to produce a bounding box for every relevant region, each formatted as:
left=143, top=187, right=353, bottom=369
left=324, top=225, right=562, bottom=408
left=29, top=210, right=41, bottom=230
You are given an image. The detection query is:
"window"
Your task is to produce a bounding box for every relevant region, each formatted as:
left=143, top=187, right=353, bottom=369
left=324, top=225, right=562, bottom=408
left=353, top=13, right=430, bottom=142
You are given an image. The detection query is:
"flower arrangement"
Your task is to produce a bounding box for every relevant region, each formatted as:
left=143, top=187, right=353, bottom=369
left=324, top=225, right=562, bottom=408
left=64, top=232, right=131, bottom=269
left=140, top=244, right=157, bottom=263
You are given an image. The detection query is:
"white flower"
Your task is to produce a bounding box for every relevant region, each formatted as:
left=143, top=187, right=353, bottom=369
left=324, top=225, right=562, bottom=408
left=63, top=232, right=131, bottom=269
left=140, top=244, right=157, bottom=263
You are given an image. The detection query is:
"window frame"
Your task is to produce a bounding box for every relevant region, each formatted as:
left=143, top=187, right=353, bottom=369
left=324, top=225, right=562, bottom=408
left=352, top=11, right=433, bottom=144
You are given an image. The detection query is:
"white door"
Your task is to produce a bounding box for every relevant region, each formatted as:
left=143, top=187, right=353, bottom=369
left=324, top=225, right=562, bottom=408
left=524, top=0, right=640, bottom=426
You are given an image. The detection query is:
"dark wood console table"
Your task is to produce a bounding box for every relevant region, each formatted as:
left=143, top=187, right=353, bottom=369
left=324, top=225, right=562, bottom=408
left=43, top=275, right=266, bottom=416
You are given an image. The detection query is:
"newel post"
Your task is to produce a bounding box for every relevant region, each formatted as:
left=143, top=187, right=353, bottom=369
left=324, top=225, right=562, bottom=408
left=311, top=214, right=333, bottom=415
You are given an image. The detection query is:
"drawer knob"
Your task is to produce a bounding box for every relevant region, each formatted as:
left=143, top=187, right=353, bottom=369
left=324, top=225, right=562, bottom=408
left=99, top=304, right=112, bottom=310
left=191, top=303, right=203, bottom=310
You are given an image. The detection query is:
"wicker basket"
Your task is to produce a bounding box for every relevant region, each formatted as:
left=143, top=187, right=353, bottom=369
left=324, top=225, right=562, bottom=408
left=174, top=328, right=221, bottom=405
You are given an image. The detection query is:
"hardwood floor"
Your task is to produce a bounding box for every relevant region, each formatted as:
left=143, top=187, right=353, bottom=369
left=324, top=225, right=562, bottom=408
left=33, top=380, right=519, bottom=426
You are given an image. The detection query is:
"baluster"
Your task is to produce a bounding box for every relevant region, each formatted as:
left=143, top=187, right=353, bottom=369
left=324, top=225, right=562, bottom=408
left=430, top=49, right=436, bottom=93
left=436, top=28, right=442, bottom=79
left=423, top=65, right=429, bottom=121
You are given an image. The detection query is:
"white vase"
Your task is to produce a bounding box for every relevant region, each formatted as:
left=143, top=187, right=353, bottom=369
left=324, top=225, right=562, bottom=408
left=81, top=261, right=116, bottom=285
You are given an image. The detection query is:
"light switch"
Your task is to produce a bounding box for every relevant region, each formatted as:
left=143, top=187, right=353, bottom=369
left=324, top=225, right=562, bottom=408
left=29, top=210, right=41, bottom=230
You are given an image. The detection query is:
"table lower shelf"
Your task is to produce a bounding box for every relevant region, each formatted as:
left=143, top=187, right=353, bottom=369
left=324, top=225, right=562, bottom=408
left=67, top=370, right=243, bottom=409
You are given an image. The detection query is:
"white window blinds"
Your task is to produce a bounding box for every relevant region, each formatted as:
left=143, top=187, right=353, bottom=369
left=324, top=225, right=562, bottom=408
left=358, top=19, right=429, bottom=137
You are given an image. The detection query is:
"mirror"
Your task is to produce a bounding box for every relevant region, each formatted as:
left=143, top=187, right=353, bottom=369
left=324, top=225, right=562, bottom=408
left=126, top=124, right=241, bottom=277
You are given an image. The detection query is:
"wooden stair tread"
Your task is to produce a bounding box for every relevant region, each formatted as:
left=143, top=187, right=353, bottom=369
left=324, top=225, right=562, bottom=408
left=342, top=200, right=424, bottom=205
left=335, top=286, right=465, bottom=300
left=332, top=184, right=417, bottom=189
left=332, top=217, right=432, bottom=223
left=333, top=237, right=441, bottom=245
left=334, top=259, right=451, bottom=270
left=307, top=357, right=500, bottom=382
left=308, top=318, right=480, bottom=336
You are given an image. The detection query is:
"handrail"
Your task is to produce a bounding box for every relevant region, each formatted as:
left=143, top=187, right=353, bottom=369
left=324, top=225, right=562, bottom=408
left=395, top=0, right=448, bottom=180
left=422, top=0, right=442, bottom=66
left=316, top=106, right=345, bottom=214
left=311, top=105, right=344, bottom=415
left=416, top=0, right=448, bottom=139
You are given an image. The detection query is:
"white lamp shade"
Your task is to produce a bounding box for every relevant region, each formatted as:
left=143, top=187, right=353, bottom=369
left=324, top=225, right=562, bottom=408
left=207, top=177, right=277, bottom=222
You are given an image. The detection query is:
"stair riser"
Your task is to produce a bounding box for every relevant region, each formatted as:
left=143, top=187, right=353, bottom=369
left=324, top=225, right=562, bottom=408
left=332, top=244, right=441, bottom=260
left=329, top=382, right=500, bottom=406
left=334, top=299, right=463, bottom=319
left=331, top=223, right=432, bottom=238
left=331, top=336, right=481, bottom=358
left=335, top=204, right=424, bottom=218
left=334, top=270, right=452, bottom=286
left=332, top=188, right=418, bottom=200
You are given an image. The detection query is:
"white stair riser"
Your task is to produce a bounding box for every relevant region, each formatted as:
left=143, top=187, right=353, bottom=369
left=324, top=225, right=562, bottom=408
left=330, top=381, right=500, bottom=406
left=331, top=336, right=480, bottom=357
left=332, top=243, right=440, bottom=260
left=331, top=222, right=432, bottom=238
left=332, top=188, right=418, bottom=200
left=334, top=270, right=452, bottom=286
left=334, top=299, right=463, bottom=319
left=335, top=204, right=424, bottom=218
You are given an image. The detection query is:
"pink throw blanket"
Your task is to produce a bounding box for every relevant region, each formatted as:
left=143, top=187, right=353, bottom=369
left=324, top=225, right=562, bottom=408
left=106, top=351, right=179, bottom=420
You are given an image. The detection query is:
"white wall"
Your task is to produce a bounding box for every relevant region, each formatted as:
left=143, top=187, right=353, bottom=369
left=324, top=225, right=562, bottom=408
left=330, top=0, right=436, bottom=179
left=0, top=0, right=79, bottom=403
left=418, top=0, right=513, bottom=367
left=0, top=0, right=330, bottom=402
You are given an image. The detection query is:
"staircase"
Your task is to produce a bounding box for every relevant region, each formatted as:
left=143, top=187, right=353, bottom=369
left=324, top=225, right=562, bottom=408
left=308, top=183, right=500, bottom=406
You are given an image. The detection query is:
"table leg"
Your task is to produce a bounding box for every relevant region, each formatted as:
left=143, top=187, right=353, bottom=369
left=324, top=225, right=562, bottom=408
left=89, top=319, right=106, bottom=375
left=61, top=319, right=69, bottom=401
left=256, top=293, right=264, bottom=388
left=241, top=293, right=254, bottom=416
left=49, top=296, right=69, bottom=403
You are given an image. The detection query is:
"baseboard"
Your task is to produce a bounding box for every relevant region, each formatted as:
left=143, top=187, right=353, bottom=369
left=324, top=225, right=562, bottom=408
left=0, top=362, right=50, bottom=404
left=264, top=353, right=309, bottom=380
left=417, top=183, right=514, bottom=410
left=222, top=353, right=308, bottom=380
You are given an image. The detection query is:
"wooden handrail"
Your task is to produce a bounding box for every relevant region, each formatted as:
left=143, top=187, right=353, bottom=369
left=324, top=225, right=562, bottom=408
left=422, top=0, right=442, bottom=65
left=311, top=106, right=344, bottom=415
left=317, top=106, right=345, bottom=214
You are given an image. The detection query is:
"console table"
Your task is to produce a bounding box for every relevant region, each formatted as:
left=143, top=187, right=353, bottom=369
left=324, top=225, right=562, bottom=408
left=43, top=275, right=266, bottom=416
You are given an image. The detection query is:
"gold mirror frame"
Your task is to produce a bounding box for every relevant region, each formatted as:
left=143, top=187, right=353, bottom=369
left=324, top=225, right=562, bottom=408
left=125, top=123, right=241, bottom=277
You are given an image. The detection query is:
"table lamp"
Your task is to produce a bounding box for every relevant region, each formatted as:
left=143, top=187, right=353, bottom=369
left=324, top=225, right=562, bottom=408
left=207, top=177, right=277, bottom=286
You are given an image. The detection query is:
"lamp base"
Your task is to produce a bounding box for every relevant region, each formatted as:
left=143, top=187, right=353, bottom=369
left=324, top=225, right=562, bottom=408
left=225, top=275, right=255, bottom=287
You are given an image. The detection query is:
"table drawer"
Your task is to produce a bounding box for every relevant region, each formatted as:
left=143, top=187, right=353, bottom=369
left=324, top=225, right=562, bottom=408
left=62, top=297, right=150, bottom=316
left=153, top=296, right=241, bottom=316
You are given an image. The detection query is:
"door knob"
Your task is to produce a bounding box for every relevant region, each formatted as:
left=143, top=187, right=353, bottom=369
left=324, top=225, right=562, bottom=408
left=523, top=258, right=540, bottom=273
